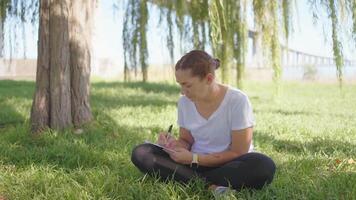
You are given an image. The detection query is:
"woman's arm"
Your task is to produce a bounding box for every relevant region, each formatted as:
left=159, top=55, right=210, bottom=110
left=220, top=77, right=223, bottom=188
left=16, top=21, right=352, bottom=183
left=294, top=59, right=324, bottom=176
left=197, top=127, right=253, bottom=167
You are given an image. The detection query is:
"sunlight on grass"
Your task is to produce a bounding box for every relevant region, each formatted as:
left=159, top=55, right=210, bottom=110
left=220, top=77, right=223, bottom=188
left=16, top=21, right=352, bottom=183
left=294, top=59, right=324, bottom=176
left=0, top=80, right=355, bottom=199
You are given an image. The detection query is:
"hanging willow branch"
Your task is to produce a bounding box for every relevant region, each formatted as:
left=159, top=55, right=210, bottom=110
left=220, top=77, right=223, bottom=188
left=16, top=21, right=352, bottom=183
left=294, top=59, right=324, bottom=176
left=197, top=0, right=209, bottom=50
left=156, top=0, right=175, bottom=65
left=328, top=0, right=344, bottom=87
left=139, top=0, right=149, bottom=82
left=166, top=1, right=174, bottom=64
left=0, top=0, right=38, bottom=58
left=282, top=0, right=292, bottom=44
left=174, top=0, right=186, bottom=54
left=270, top=1, right=282, bottom=91
left=252, top=0, right=284, bottom=93
left=139, top=0, right=290, bottom=89
left=232, top=0, right=248, bottom=88
left=0, top=0, right=11, bottom=57
left=208, top=0, right=250, bottom=87
left=0, top=6, right=7, bottom=57
left=209, top=0, right=228, bottom=82
left=122, top=0, right=149, bottom=82
left=351, top=0, right=356, bottom=44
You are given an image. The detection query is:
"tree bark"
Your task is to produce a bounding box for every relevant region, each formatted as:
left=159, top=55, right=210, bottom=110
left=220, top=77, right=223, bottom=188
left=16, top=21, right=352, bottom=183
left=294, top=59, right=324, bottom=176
left=49, top=0, right=72, bottom=129
left=69, top=0, right=94, bottom=127
left=30, top=0, right=94, bottom=133
left=30, top=0, right=50, bottom=133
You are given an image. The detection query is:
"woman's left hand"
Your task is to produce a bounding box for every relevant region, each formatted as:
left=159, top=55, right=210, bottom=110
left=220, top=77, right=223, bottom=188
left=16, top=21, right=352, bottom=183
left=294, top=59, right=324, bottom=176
left=164, top=147, right=193, bottom=165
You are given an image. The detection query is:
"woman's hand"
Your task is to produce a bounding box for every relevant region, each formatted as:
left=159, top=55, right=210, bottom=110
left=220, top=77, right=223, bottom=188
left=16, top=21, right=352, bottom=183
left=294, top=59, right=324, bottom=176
left=157, top=132, right=177, bottom=147
left=164, top=147, right=193, bottom=165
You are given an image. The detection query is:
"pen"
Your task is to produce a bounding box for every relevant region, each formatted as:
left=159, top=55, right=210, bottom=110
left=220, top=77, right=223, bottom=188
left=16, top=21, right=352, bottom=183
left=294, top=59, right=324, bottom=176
left=167, top=124, right=173, bottom=138
left=166, top=124, right=173, bottom=146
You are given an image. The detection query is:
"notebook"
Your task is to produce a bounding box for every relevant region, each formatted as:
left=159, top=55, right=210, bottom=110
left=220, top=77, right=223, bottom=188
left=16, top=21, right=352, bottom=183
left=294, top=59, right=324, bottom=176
left=144, top=140, right=176, bottom=153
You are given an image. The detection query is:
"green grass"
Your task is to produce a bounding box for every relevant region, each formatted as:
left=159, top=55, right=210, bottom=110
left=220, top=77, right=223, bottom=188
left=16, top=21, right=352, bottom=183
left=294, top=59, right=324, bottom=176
left=0, top=79, right=355, bottom=200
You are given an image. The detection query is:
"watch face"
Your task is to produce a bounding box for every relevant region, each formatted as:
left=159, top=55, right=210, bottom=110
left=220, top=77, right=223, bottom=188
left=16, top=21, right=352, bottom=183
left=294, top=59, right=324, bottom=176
left=190, top=163, right=198, bottom=168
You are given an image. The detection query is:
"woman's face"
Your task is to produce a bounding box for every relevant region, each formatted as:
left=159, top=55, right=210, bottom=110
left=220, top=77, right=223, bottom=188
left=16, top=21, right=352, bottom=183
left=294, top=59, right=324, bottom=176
left=175, top=69, right=210, bottom=101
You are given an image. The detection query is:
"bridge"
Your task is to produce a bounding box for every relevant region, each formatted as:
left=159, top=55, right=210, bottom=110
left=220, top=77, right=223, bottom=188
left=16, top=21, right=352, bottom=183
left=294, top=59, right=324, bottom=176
left=247, top=30, right=356, bottom=68
left=148, top=0, right=356, bottom=69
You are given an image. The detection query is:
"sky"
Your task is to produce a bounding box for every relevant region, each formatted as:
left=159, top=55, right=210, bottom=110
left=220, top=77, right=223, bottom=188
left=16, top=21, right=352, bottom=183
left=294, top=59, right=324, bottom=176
left=2, top=0, right=355, bottom=65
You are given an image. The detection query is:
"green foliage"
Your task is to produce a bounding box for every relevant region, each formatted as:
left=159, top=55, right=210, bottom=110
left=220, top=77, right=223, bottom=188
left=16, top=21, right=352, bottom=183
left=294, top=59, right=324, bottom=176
left=146, top=0, right=355, bottom=91
left=329, top=0, right=344, bottom=88
left=139, top=0, right=149, bottom=82
left=270, top=1, right=282, bottom=94
left=157, top=0, right=210, bottom=65
left=209, top=0, right=229, bottom=83
left=187, top=0, right=209, bottom=50
left=234, top=0, right=248, bottom=89
left=209, top=0, right=250, bottom=86
left=352, top=0, right=356, bottom=43
left=122, top=0, right=149, bottom=82
left=1, top=80, right=356, bottom=199
left=282, top=0, right=292, bottom=41
left=0, top=0, right=38, bottom=58
left=253, top=0, right=283, bottom=94
left=164, top=0, right=174, bottom=64
left=308, top=0, right=356, bottom=88
left=2, top=0, right=356, bottom=89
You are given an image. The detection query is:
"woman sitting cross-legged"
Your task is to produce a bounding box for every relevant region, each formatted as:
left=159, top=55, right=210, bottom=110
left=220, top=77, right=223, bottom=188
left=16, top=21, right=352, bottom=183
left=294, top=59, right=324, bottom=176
left=131, top=50, right=276, bottom=194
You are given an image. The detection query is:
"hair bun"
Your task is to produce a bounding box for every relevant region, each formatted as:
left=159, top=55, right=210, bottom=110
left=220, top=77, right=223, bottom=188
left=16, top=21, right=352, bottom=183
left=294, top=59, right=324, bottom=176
left=214, top=58, right=220, bottom=70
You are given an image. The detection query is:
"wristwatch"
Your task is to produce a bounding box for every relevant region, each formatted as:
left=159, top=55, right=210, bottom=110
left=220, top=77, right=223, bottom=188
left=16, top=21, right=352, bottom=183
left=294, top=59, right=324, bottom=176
left=190, top=153, right=199, bottom=168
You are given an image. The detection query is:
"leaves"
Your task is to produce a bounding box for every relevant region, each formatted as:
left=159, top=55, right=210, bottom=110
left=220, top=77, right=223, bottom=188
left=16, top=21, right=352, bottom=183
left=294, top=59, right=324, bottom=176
left=122, top=0, right=149, bottom=82
left=347, top=158, right=355, bottom=164
left=328, top=158, right=356, bottom=172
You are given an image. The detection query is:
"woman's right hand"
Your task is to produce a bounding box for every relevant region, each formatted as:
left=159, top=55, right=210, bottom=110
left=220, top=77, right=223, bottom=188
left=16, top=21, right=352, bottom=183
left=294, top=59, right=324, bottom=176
left=157, top=132, right=177, bottom=148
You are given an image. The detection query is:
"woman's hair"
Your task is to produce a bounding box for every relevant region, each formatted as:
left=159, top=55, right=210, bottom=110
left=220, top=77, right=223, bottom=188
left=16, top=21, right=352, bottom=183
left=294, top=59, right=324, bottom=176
left=175, top=50, right=220, bottom=79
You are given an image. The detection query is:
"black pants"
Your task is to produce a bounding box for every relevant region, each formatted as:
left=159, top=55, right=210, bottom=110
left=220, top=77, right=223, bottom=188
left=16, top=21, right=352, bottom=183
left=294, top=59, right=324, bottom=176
left=131, top=143, right=276, bottom=190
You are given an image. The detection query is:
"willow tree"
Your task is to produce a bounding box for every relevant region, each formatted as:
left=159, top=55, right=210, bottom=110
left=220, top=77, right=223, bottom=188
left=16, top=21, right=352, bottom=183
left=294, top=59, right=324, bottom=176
left=308, top=0, right=356, bottom=88
left=128, top=0, right=289, bottom=88
left=252, top=0, right=284, bottom=93
left=0, top=0, right=10, bottom=57
left=123, top=0, right=211, bottom=81
left=210, top=0, right=249, bottom=87
left=0, top=0, right=38, bottom=58
left=124, top=0, right=356, bottom=90
left=30, top=0, right=95, bottom=133
left=122, top=0, right=149, bottom=82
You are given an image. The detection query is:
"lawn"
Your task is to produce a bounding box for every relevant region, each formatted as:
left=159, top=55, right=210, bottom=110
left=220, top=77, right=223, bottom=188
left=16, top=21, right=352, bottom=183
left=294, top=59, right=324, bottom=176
left=0, top=80, right=355, bottom=200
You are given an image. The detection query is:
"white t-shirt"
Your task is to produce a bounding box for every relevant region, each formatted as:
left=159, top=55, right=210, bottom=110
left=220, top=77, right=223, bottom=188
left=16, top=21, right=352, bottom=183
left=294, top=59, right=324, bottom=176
left=177, top=87, right=255, bottom=154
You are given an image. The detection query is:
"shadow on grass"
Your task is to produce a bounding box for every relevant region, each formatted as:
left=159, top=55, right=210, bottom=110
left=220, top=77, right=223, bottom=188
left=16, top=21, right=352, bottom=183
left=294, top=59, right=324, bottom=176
left=91, top=81, right=179, bottom=109
left=0, top=101, right=27, bottom=128
left=91, top=92, right=177, bottom=109
left=0, top=111, right=146, bottom=172
left=0, top=80, right=35, bottom=100
left=254, top=131, right=356, bottom=157
left=92, top=81, right=180, bottom=95
left=0, top=80, right=34, bottom=126
left=244, top=157, right=356, bottom=200
left=0, top=81, right=179, bottom=174
left=0, top=95, right=171, bottom=174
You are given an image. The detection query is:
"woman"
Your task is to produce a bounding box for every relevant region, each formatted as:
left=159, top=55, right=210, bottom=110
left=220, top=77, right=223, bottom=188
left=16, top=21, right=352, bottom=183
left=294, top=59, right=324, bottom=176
left=131, top=50, right=276, bottom=193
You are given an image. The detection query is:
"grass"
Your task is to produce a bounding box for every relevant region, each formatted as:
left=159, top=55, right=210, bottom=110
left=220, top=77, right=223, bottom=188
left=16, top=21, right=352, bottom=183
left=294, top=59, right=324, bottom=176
left=0, top=79, right=355, bottom=200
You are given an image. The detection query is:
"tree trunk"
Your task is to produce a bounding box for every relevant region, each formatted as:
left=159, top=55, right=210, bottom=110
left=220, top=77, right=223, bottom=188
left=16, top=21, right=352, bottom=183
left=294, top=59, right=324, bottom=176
left=69, top=0, right=94, bottom=127
left=30, top=0, right=50, bottom=133
left=49, top=0, right=72, bottom=129
left=31, top=0, right=94, bottom=133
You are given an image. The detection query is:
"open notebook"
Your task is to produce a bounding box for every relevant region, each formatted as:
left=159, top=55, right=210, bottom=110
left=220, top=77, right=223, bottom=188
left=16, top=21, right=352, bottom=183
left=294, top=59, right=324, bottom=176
left=144, top=140, right=176, bottom=153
